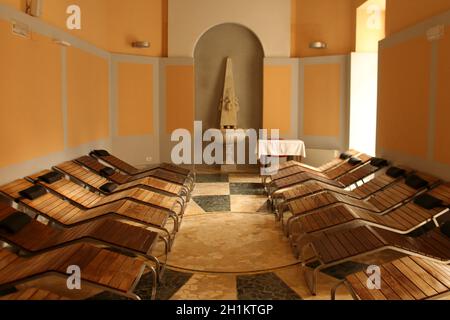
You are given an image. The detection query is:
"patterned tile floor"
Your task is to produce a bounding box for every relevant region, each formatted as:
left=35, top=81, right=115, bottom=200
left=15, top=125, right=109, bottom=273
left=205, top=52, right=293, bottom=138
left=191, top=174, right=268, bottom=213
left=86, top=171, right=398, bottom=301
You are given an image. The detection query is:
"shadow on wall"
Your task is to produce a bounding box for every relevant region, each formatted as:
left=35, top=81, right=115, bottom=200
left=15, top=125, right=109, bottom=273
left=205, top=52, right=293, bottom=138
left=194, top=23, right=264, bottom=132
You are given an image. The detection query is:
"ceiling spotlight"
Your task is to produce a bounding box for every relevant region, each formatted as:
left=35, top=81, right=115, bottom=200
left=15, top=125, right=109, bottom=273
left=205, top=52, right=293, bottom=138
left=309, top=41, right=327, bottom=49
left=131, top=41, right=150, bottom=49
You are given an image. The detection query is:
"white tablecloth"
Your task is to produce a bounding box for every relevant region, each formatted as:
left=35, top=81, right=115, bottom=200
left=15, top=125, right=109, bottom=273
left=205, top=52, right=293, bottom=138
left=257, top=140, right=306, bottom=158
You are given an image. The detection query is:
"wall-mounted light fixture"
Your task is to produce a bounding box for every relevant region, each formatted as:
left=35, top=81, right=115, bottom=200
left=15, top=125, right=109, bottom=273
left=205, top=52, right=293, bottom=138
left=53, top=39, right=71, bottom=47
left=309, top=41, right=327, bottom=49
left=131, top=41, right=150, bottom=49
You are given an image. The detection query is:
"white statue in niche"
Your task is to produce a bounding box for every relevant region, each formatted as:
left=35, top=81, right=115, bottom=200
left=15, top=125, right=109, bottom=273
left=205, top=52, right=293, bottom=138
left=219, top=58, right=240, bottom=129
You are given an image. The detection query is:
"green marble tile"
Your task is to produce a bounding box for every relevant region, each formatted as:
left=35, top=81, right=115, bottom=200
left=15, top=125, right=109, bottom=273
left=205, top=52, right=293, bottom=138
left=193, top=196, right=231, bottom=212
left=237, top=273, right=302, bottom=300
left=230, top=183, right=265, bottom=195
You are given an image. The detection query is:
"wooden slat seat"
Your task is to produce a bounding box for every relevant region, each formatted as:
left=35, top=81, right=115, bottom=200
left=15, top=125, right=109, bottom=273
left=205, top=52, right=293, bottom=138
left=268, top=160, right=382, bottom=198
left=27, top=170, right=183, bottom=220
left=82, top=155, right=192, bottom=188
left=337, top=256, right=450, bottom=300
left=0, top=244, right=149, bottom=300
left=90, top=151, right=195, bottom=187
left=267, top=150, right=362, bottom=182
left=269, top=153, right=370, bottom=182
left=56, top=161, right=187, bottom=201
left=278, top=170, right=399, bottom=204
left=302, top=224, right=450, bottom=295
left=285, top=172, right=438, bottom=223
left=290, top=183, right=450, bottom=241
left=0, top=203, right=163, bottom=274
left=0, top=179, right=174, bottom=245
left=0, top=288, right=69, bottom=300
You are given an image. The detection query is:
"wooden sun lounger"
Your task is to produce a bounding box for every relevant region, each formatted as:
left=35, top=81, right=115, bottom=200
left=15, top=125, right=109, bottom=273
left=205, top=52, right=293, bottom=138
left=332, top=256, right=450, bottom=300
left=276, top=150, right=360, bottom=173
left=0, top=203, right=166, bottom=278
left=74, top=156, right=192, bottom=197
left=74, top=156, right=191, bottom=200
left=267, top=159, right=383, bottom=200
left=300, top=225, right=450, bottom=295
left=265, top=151, right=364, bottom=184
left=272, top=167, right=407, bottom=214
left=282, top=172, right=440, bottom=233
left=0, top=288, right=69, bottom=300
left=27, top=170, right=184, bottom=227
left=55, top=161, right=189, bottom=205
left=0, top=179, right=175, bottom=248
left=0, top=243, right=155, bottom=300
left=290, top=183, right=450, bottom=250
left=89, top=150, right=195, bottom=188
left=90, top=150, right=193, bottom=177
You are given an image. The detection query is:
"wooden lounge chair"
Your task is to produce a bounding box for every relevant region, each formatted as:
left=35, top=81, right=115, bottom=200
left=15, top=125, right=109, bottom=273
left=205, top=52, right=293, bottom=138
left=273, top=166, right=409, bottom=214
left=90, top=149, right=194, bottom=177
left=290, top=183, right=450, bottom=250
left=263, top=150, right=363, bottom=186
left=89, top=150, right=195, bottom=189
left=0, top=179, right=175, bottom=248
left=331, top=256, right=450, bottom=300
left=0, top=243, right=156, bottom=300
left=266, top=153, right=372, bottom=184
left=27, top=170, right=184, bottom=227
left=275, top=150, right=360, bottom=173
left=267, top=159, right=384, bottom=201
left=282, top=172, right=440, bottom=234
left=0, top=203, right=166, bottom=278
left=0, top=288, right=69, bottom=300
left=74, top=156, right=191, bottom=200
left=55, top=161, right=189, bottom=206
left=299, top=225, right=450, bottom=295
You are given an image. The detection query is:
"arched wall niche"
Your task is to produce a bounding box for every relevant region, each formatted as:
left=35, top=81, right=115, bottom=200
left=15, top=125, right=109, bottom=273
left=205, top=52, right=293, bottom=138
left=194, top=23, right=264, bottom=132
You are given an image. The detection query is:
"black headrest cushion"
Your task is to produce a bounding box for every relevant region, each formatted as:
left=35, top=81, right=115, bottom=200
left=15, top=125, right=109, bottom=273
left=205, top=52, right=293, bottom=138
left=441, top=221, right=450, bottom=239
left=340, top=152, right=352, bottom=160
left=100, top=183, right=118, bottom=194
left=100, top=167, right=115, bottom=177
left=91, top=150, right=110, bottom=157
left=38, top=171, right=64, bottom=184
left=348, top=157, right=363, bottom=166
left=0, top=212, right=32, bottom=235
left=414, top=194, right=444, bottom=210
left=370, top=158, right=389, bottom=168
left=405, top=175, right=429, bottom=190
left=386, top=167, right=406, bottom=179
left=19, top=185, right=47, bottom=201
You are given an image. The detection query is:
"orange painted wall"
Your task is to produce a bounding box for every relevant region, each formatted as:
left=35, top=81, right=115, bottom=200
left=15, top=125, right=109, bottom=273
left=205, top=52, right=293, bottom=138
left=67, top=47, right=109, bottom=147
left=0, top=0, right=168, bottom=56
left=42, top=0, right=109, bottom=49
left=263, top=66, right=292, bottom=135
left=303, top=64, right=341, bottom=137
left=0, top=0, right=109, bottom=48
left=0, top=0, right=21, bottom=10
left=166, top=65, right=195, bottom=133
left=118, top=62, right=154, bottom=136
left=291, top=0, right=356, bottom=57
left=385, top=0, right=450, bottom=36
left=107, top=0, right=166, bottom=57
left=0, top=20, right=63, bottom=168
left=377, top=37, right=431, bottom=158
left=435, top=27, right=450, bottom=165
